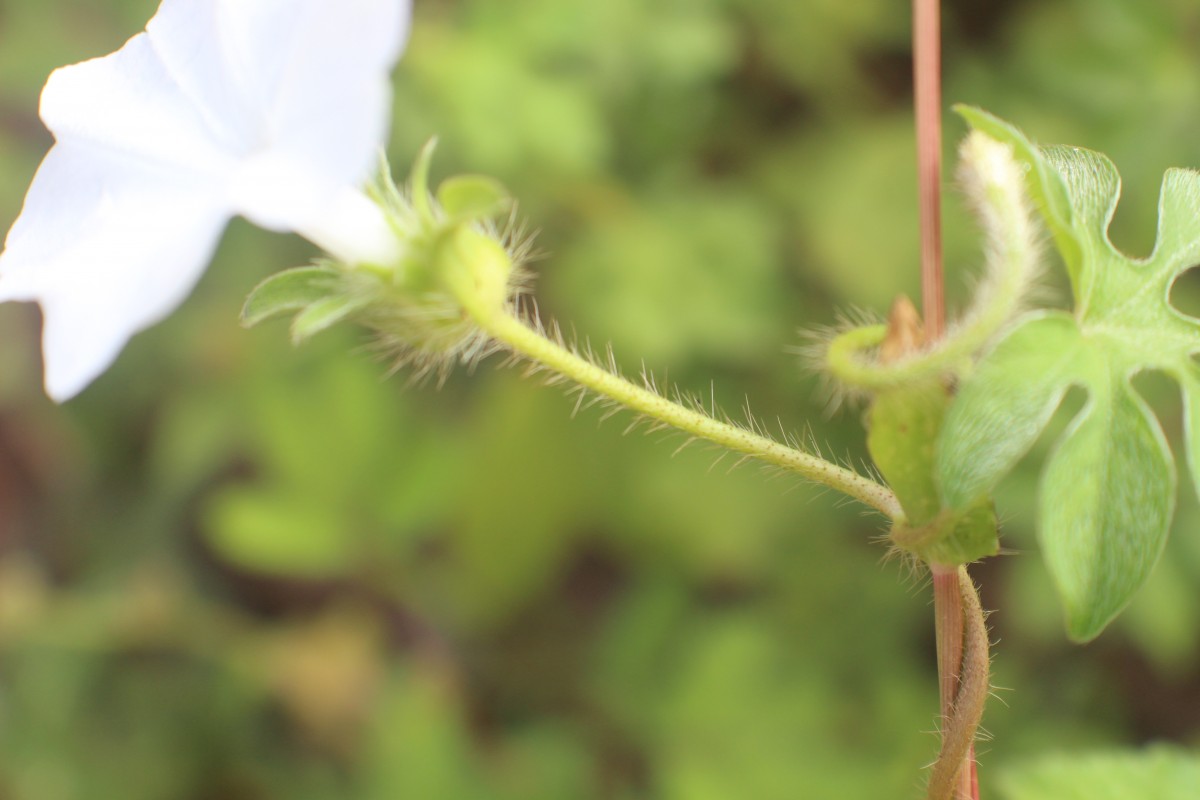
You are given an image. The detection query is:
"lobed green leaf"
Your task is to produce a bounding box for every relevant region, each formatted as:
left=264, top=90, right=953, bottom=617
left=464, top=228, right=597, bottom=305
left=1040, top=378, right=1175, bottom=641
left=939, top=109, right=1200, bottom=639
left=939, top=313, right=1089, bottom=509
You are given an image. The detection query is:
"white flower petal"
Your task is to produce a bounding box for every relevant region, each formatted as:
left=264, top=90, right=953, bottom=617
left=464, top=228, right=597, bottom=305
left=229, top=153, right=399, bottom=265
left=0, top=144, right=229, bottom=401
left=1, top=0, right=413, bottom=399
left=247, top=0, right=410, bottom=183
left=40, top=29, right=232, bottom=175
left=293, top=186, right=403, bottom=268
left=148, top=0, right=411, bottom=218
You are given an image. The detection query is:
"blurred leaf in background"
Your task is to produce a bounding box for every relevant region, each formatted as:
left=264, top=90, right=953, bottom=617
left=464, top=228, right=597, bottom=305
left=998, top=747, right=1200, bottom=800
left=1, top=0, right=1200, bottom=798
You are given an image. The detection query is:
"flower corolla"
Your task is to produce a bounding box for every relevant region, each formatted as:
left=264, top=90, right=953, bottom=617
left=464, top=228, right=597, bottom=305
left=0, top=0, right=411, bottom=400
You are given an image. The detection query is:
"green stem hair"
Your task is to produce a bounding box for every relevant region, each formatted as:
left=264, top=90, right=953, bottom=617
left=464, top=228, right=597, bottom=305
left=826, top=131, right=1041, bottom=392
left=467, top=302, right=903, bottom=519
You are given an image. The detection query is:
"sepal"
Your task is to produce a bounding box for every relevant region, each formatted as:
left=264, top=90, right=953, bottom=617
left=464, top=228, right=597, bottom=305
left=241, top=266, right=341, bottom=328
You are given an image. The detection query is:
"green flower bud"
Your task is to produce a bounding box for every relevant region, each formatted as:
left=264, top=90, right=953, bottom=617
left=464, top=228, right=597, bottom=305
left=434, top=225, right=514, bottom=317
left=243, top=142, right=528, bottom=379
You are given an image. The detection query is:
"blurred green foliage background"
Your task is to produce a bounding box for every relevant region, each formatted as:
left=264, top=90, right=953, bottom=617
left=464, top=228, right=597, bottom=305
left=1, top=0, right=1200, bottom=797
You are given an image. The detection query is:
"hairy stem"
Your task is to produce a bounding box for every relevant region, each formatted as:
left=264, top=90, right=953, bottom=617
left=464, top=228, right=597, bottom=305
left=928, top=565, right=989, bottom=800
left=825, top=131, right=1038, bottom=393
left=932, top=566, right=970, bottom=800
left=471, top=306, right=903, bottom=519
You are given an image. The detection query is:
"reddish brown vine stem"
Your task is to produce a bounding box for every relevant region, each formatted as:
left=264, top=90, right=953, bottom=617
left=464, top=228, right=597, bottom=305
left=914, top=0, right=944, bottom=340
left=928, top=567, right=989, bottom=799
left=913, top=1, right=978, bottom=798
left=932, top=564, right=977, bottom=800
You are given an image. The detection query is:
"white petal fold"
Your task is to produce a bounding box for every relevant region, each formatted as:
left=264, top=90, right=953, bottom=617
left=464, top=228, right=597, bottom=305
left=0, top=0, right=412, bottom=400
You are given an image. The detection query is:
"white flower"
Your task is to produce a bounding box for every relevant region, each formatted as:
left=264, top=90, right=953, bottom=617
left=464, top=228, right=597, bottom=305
left=0, top=0, right=412, bottom=401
